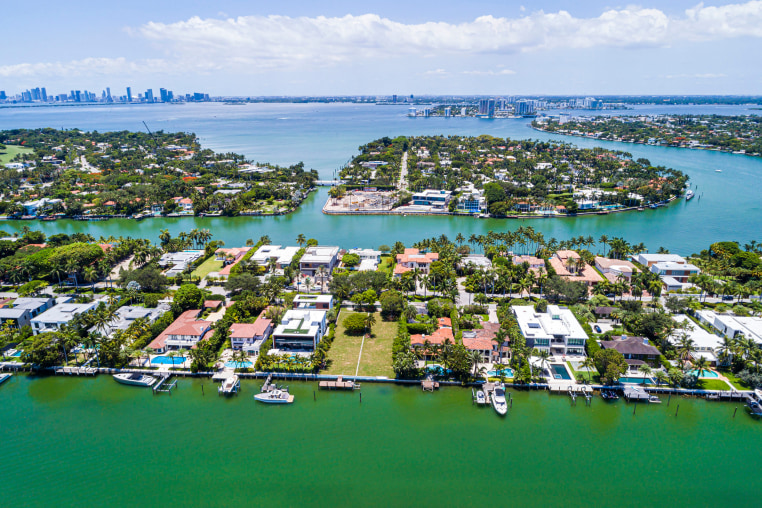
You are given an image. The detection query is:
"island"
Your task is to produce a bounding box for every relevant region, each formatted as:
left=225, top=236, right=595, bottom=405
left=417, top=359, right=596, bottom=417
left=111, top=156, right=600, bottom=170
left=0, top=128, right=317, bottom=220
left=324, top=135, right=688, bottom=217
left=532, top=115, right=762, bottom=157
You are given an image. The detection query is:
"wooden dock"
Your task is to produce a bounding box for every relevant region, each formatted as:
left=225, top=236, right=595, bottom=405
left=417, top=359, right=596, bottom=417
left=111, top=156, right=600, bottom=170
left=421, top=376, right=440, bottom=392
left=0, top=373, right=11, bottom=385
left=54, top=366, right=97, bottom=376
left=319, top=376, right=360, bottom=390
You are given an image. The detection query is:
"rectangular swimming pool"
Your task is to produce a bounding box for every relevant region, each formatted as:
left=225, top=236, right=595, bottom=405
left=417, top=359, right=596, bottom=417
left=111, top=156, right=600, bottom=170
left=619, top=376, right=654, bottom=385
left=550, top=364, right=571, bottom=380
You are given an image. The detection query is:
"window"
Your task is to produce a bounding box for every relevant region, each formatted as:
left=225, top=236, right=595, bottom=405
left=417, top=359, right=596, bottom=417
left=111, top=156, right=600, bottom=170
left=567, top=339, right=586, bottom=346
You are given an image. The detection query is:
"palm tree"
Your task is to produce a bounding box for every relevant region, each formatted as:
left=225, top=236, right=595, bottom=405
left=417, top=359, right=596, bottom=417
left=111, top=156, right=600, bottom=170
left=296, top=234, right=306, bottom=248
left=364, top=313, right=376, bottom=336
left=536, top=349, right=551, bottom=377
left=581, top=356, right=596, bottom=383
left=715, top=336, right=737, bottom=367
left=654, top=370, right=669, bottom=387
left=469, top=349, right=484, bottom=378
left=82, top=266, right=98, bottom=290
left=692, top=356, right=710, bottom=378
left=638, top=364, right=653, bottom=386
left=599, top=234, right=609, bottom=257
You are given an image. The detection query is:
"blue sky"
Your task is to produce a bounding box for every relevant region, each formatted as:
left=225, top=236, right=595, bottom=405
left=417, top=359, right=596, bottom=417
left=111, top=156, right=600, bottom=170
left=1, top=1, right=761, bottom=96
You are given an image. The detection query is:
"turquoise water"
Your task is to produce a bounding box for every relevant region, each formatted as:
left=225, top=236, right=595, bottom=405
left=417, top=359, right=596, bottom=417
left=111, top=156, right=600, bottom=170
left=619, top=376, right=654, bottom=385
left=689, top=369, right=719, bottom=378
left=150, top=356, right=186, bottom=365
left=225, top=361, right=253, bottom=369
left=487, top=368, right=514, bottom=377
left=3, top=374, right=762, bottom=507
left=551, top=364, right=571, bottom=380
left=0, top=103, right=760, bottom=253
left=10, top=350, right=21, bottom=357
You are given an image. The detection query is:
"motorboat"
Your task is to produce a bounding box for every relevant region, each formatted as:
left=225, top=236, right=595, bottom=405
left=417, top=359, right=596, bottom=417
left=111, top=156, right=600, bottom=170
left=254, top=389, right=294, bottom=404
left=113, top=373, right=157, bottom=387
left=715, top=169, right=722, bottom=172
left=601, top=389, right=619, bottom=400
left=685, top=190, right=695, bottom=201
left=492, top=383, right=508, bottom=415
left=648, top=395, right=662, bottom=404
left=474, top=388, right=487, bottom=405
left=0, top=373, right=12, bottom=385
left=218, top=375, right=240, bottom=395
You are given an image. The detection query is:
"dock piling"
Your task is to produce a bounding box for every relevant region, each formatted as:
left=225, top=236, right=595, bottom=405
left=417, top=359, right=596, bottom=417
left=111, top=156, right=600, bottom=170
left=733, top=407, right=738, bottom=418
left=675, top=404, right=680, bottom=417
left=360, top=392, right=362, bottom=404
left=202, top=384, right=204, bottom=396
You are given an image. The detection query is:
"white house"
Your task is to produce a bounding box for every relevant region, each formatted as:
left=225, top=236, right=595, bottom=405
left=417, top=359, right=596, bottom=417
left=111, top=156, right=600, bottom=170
left=89, top=304, right=169, bottom=337
left=31, top=301, right=99, bottom=335
left=0, top=297, right=55, bottom=329
left=632, top=253, right=687, bottom=267
left=300, top=246, right=340, bottom=276
left=512, top=305, right=588, bottom=356
left=230, top=316, right=272, bottom=354
left=293, top=294, right=334, bottom=310
left=696, top=310, right=762, bottom=345
left=271, top=309, right=327, bottom=352
left=251, top=245, right=301, bottom=270
left=671, top=315, right=723, bottom=365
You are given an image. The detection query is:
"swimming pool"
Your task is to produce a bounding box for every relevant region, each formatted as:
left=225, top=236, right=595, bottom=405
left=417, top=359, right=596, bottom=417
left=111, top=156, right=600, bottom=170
left=9, top=350, right=22, bottom=357
left=487, top=368, right=514, bottom=377
left=550, top=364, right=571, bottom=380
left=225, top=361, right=253, bottom=369
left=688, top=369, right=718, bottom=378
left=619, top=376, right=654, bottom=385
left=151, top=356, right=187, bottom=365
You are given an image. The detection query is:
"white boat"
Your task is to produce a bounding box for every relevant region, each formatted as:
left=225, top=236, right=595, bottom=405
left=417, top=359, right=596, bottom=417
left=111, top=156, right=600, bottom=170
left=113, top=373, right=157, bottom=387
left=218, top=375, right=240, bottom=395
left=254, top=389, right=294, bottom=404
left=0, top=373, right=12, bottom=385
left=685, top=190, right=695, bottom=201
left=491, top=383, right=508, bottom=415
left=648, top=395, right=662, bottom=404
left=715, top=169, right=722, bottom=172
left=474, top=388, right=487, bottom=405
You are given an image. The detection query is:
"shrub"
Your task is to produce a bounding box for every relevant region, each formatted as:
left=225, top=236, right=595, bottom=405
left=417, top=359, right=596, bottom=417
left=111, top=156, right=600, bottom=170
left=143, top=294, right=160, bottom=308
left=343, top=313, right=368, bottom=334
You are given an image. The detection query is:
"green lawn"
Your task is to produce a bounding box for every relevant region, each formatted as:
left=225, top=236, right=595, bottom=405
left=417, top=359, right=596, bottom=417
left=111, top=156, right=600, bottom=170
left=567, top=360, right=601, bottom=384
left=191, top=257, right=224, bottom=279
left=717, top=370, right=750, bottom=390
left=377, top=255, right=394, bottom=275
left=0, top=145, right=34, bottom=164
left=698, top=379, right=734, bottom=391
left=324, top=311, right=395, bottom=377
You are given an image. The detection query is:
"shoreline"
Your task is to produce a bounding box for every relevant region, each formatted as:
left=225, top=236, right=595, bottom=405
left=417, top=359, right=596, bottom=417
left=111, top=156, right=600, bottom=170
left=530, top=125, right=762, bottom=158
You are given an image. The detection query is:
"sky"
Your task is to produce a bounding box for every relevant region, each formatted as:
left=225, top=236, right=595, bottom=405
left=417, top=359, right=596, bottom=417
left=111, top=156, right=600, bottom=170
left=1, top=0, right=761, bottom=97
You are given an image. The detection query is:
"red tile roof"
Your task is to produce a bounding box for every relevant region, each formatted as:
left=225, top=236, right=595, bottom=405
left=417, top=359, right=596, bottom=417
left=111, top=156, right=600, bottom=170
left=229, top=318, right=272, bottom=339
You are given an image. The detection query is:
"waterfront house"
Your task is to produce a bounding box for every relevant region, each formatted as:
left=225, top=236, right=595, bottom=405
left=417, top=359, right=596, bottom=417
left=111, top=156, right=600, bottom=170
left=158, top=250, right=204, bottom=277
left=230, top=316, right=272, bottom=354
left=214, top=247, right=252, bottom=278
left=299, top=246, right=340, bottom=277
left=411, top=189, right=452, bottom=209
left=271, top=309, right=327, bottom=352
left=393, top=248, right=439, bottom=277
left=632, top=253, right=687, bottom=267
left=88, top=304, right=169, bottom=338
left=0, top=297, right=55, bottom=329
left=549, top=250, right=603, bottom=286
left=348, top=248, right=382, bottom=271
left=595, top=256, right=638, bottom=282
left=31, top=301, right=99, bottom=335
left=600, top=335, right=661, bottom=373
left=696, top=310, right=762, bottom=345
left=148, top=309, right=212, bottom=353
left=293, top=294, right=334, bottom=310
left=513, top=305, right=588, bottom=356
left=670, top=315, right=723, bottom=366
left=410, top=318, right=455, bottom=360
left=649, top=261, right=700, bottom=285
left=462, top=322, right=502, bottom=363
left=512, top=255, right=546, bottom=274
left=251, top=245, right=300, bottom=271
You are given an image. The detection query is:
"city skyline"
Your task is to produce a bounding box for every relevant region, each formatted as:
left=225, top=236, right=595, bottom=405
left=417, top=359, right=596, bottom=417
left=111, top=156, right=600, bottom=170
left=1, top=1, right=761, bottom=95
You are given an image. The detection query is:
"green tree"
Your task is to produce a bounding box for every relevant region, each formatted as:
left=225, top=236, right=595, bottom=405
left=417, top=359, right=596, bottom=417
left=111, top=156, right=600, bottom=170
left=593, top=349, right=628, bottom=385
left=172, top=284, right=204, bottom=313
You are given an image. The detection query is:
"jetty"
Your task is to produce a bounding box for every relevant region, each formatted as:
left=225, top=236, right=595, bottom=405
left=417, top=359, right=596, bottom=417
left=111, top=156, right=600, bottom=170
left=54, top=366, right=97, bottom=376
left=623, top=385, right=657, bottom=402
left=153, top=373, right=177, bottom=394
left=422, top=374, right=440, bottom=392
left=319, top=376, right=360, bottom=390
left=0, top=372, right=11, bottom=385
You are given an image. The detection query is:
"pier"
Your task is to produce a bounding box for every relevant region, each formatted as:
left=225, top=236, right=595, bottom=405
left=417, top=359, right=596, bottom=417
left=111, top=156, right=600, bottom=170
left=319, top=376, right=360, bottom=390
left=0, top=372, right=11, bottom=385
left=54, top=366, right=97, bottom=376
left=153, top=374, right=177, bottom=394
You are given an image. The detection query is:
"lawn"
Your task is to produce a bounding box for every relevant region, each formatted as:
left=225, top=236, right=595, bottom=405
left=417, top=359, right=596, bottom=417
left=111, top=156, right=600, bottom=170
left=698, top=379, right=734, bottom=391
left=0, top=145, right=34, bottom=164
left=324, top=311, right=395, bottom=377
left=719, top=370, right=751, bottom=390
left=377, top=255, right=394, bottom=275
left=191, top=257, right=224, bottom=279
left=567, top=360, right=601, bottom=384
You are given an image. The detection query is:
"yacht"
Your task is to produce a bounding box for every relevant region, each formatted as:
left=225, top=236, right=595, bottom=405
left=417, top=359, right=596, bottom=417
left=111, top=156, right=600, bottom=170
left=685, top=190, right=695, bottom=201
left=491, top=383, right=508, bottom=415
left=218, top=375, right=240, bottom=395
left=113, top=373, right=157, bottom=387
left=0, top=373, right=12, bottom=385
left=254, top=389, right=294, bottom=404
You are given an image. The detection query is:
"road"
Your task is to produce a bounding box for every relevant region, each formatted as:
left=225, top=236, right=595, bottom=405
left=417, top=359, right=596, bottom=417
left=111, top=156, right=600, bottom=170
left=397, top=151, right=408, bottom=191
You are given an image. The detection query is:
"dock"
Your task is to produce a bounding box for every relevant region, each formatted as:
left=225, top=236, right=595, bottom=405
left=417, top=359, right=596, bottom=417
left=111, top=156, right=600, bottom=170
left=54, top=366, right=97, bottom=376
left=153, top=374, right=177, bottom=394
left=0, top=373, right=11, bottom=385
left=422, top=375, right=439, bottom=392
left=319, top=376, right=360, bottom=390
left=623, top=385, right=651, bottom=401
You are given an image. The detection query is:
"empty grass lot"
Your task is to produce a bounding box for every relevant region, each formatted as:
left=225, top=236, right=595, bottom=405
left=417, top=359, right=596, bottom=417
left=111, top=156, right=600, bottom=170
left=325, top=311, right=396, bottom=377
left=0, top=145, right=34, bottom=164
left=191, top=257, right=224, bottom=279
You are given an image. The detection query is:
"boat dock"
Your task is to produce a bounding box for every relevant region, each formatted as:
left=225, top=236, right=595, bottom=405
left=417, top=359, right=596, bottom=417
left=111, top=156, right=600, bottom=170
left=623, top=385, right=652, bottom=401
left=261, top=373, right=275, bottom=392
left=54, top=366, right=98, bottom=376
left=422, top=375, right=440, bottom=392
left=0, top=373, right=11, bottom=385
left=218, top=375, right=240, bottom=395
left=319, top=376, right=360, bottom=390
left=153, top=374, right=177, bottom=394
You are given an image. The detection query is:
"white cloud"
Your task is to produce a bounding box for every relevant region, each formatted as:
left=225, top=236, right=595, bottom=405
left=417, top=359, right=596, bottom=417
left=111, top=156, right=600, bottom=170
left=664, top=73, right=727, bottom=79
left=461, top=69, right=516, bottom=76
left=0, top=57, right=171, bottom=78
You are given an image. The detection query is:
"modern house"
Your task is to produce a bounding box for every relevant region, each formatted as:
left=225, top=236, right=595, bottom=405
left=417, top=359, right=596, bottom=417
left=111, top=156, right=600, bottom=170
left=696, top=310, right=762, bottom=344
left=251, top=245, right=301, bottom=270
left=513, top=305, right=588, bottom=356
left=632, top=253, right=687, bottom=267
left=671, top=315, right=723, bottom=366
left=0, top=297, right=55, bottom=329
left=348, top=248, right=382, bottom=271
left=89, top=304, right=169, bottom=337
left=230, top=316, right=272, bottom=354
left=595, top=257, right=638, bottom=282
left=393, top=248, right=439, bottom=277
left=293, top=294, right=334, bottom=310
left=300, top=246, right=340, bottom=276
left=600, top=335, right=661, bottom=373
left=31, top=301, right=99, bottom=335
left=148, top=310, right=212, bottom=353
left=158, top=250, right=204, bottom=278
left=649, top=261, right=700, bottom=286
left=411, top=189, right=452, bottom=208
left=271, top=309, right=327, bottom=352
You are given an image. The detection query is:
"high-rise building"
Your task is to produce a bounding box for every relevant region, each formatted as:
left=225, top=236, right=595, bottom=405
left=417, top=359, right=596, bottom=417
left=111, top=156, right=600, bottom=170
left=145, top=89, right=154, bottom=103
left=126, top=87, right=133, bottom=103
left=392, top=94, right=397, bottom=104
left=0, top=91, right=6, bottom=100
left=74, top=90, right=82, bottom=102
left=514, top=100, right=535, bottom=116
left=106, top=87, right=112, bottom=102
left=478, top=98, right=496, bottom=117
left=444, top=107, right=451, bottom=117
left=41, top=88, right=47, bottom=101
left=160, top=88, right=168, bottom=102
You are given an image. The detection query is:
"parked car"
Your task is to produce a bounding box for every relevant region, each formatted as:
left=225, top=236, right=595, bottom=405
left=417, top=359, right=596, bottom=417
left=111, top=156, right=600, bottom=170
left=594, top=325, right=602, bottom=333
left=722, top=295, right=734, bottom=301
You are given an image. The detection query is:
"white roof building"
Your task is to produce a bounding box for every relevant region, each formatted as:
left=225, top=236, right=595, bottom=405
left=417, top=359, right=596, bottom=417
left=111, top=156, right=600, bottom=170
left=632, top=253, right=687, bottom=267
left=512, top=305, right=588, bottom=356
left=696, top=310, right=762, bottom=344
left=31, top=301, right=100, bottom=335
left=300, top=246, right=340, bottom=276
left=271, top=309, right=327, bottom=352
left=251, top=245, right=301, bottom=269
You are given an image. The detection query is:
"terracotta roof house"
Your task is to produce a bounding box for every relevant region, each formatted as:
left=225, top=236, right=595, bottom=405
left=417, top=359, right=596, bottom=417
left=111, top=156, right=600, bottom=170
left=394, top=248, right=439, bottom=277
left=230, top=315, right=272, bottom=354
left=595, top=256, right=637, bottom=282
left=462, top=322, right=503, bottom=362
left=215, top=247, right=252, bottom=277
left=148, top=309, right=212, bottom=353
left=549, top=250, right=603, bottom=286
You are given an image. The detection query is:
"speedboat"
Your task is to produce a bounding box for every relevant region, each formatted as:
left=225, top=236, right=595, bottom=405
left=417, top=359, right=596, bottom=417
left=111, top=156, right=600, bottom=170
left=648, top=395, right=662, bottom=404
left=476, top=389, right=487, bottom=405
left=746, top=400, right=762, bottom=417
left=0, top=373, right=12, bottom=385
left=685, top=190, right=695, bottom=201
left=254, top=389, right=294, bottom=404
left=715, top=169, right=722, bottom=172
left=601, top=389, right=619, bottom=401
left=113, top=373, right=157, bottom=387
left=492, top=383, right=508, bottom=415
left=218, top=375, right=240, bottom=395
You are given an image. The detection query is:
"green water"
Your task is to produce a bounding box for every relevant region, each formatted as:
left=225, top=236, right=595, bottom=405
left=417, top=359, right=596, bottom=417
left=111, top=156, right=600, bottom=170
left=2, top=374, right=760, bottom=507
